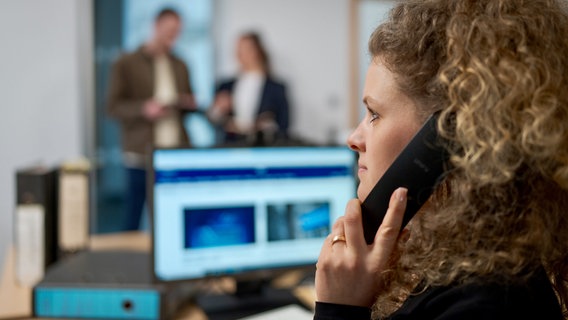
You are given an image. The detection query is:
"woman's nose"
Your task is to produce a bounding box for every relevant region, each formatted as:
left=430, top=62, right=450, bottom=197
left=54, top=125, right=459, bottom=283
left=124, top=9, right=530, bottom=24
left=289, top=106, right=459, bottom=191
left=347, top=122, right=365, bottom=152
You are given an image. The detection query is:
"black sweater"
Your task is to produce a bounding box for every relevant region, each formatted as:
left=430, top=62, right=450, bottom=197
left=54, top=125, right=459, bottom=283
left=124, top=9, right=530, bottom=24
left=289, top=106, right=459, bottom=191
left=314, top=271, right=562, bottom=320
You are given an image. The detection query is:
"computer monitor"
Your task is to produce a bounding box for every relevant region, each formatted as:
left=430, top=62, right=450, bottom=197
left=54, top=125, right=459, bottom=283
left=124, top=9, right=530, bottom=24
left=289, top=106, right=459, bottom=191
left=150, top=146, right=356, bottom=284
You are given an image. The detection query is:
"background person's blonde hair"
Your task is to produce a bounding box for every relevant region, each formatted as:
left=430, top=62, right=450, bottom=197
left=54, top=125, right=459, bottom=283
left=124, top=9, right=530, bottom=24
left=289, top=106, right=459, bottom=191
left=368, top=0, right=568, bottom=317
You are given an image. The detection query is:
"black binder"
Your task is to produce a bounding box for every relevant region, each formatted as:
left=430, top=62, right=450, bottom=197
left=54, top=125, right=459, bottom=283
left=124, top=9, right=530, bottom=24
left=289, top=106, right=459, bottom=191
left=14, top=166, right=58, bottom=285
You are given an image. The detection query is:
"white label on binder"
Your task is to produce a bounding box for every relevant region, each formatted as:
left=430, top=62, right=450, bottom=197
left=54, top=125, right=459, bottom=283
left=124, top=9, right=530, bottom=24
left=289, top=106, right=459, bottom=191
left=15, top=204, right=45, bottom=286
left=59, top=172, right=89, bottom=250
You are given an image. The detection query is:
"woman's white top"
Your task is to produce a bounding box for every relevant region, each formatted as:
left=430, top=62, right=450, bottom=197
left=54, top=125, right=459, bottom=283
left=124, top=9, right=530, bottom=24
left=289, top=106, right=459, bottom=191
left=232, top=71, right=265, bottom=133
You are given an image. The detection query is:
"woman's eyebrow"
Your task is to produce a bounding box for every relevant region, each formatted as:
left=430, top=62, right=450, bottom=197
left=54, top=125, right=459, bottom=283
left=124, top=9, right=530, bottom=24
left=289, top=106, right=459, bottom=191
left=363, top=96, right=380, bottom=110
left=362, top=96, right=369, bottom=108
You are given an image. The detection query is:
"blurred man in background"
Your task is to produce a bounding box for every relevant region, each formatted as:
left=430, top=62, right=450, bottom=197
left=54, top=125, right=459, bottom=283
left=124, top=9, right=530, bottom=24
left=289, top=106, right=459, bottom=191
left=107, top=8, right=195, bottom=230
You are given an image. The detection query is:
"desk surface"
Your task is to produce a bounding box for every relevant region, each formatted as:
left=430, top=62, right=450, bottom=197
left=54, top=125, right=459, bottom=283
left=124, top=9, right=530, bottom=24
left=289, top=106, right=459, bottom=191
left=0, top=232, right=315, bottom=319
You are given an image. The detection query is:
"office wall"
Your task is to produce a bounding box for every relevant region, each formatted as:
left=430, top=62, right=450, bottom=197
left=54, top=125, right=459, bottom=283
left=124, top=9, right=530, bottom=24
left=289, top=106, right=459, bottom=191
left=0, top=0, right=92, bottom=269
left=214, top=0, right=351, bottom=144
left=0, top=0, right=350, bottom=269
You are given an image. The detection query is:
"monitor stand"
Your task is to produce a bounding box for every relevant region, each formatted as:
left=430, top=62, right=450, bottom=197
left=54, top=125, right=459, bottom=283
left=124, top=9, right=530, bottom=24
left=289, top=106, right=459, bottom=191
left=196, top=279, right=303, bottom=320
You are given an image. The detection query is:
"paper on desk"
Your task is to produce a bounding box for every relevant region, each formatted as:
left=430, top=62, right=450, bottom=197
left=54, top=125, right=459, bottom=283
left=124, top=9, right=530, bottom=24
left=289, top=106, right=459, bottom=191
left=238, top=304, right=313, bottom=320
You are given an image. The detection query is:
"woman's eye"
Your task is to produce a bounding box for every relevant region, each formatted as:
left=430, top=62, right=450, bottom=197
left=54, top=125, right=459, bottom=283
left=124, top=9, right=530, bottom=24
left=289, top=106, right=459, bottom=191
left=369, top=111, right=379, bottom=123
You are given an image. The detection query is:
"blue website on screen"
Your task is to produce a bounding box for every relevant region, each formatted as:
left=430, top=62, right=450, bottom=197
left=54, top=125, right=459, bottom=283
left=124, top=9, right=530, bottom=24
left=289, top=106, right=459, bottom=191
left=152, top=147, right=356, bottom=281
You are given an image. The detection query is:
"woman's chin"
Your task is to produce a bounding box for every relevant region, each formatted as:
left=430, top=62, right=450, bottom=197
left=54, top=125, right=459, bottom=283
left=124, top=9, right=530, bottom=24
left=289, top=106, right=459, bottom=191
left=357, top=186, right=370, bottom=202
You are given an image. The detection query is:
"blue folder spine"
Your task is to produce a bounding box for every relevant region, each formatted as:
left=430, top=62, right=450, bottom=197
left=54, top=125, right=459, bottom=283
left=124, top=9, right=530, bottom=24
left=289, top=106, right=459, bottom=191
left=34, top=287, right=161, bottom=319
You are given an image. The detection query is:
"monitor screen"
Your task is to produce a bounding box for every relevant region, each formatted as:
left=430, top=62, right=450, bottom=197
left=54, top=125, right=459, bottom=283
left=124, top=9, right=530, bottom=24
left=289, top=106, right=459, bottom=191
left=150, top=146, right=356, bottom=282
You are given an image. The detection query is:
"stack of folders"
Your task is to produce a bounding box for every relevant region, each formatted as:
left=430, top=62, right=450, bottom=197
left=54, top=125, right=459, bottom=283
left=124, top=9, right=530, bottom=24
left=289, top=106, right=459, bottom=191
left=14, top=159, right=91, bottom=287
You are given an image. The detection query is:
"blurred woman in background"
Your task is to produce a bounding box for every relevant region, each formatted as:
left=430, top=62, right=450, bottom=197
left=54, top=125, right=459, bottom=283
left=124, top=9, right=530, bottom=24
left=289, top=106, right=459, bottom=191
left=209, top=32, right=290, bottom=145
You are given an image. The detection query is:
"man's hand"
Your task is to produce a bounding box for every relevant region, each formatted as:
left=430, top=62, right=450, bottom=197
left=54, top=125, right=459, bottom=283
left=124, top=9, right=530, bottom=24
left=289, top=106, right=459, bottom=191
left=143, top=99, right=167, bottom=120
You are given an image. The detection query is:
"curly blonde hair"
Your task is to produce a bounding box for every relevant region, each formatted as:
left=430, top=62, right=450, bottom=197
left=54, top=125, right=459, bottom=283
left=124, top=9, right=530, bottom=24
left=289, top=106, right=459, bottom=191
left=369, top=0, right=568, bottom=317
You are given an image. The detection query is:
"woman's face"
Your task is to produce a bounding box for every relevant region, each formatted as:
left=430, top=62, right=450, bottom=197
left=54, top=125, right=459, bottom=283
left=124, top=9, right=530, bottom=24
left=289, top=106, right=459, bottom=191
left=236, top=37, right=260, bottom=70
left=348, top=60, right=422, bottom=201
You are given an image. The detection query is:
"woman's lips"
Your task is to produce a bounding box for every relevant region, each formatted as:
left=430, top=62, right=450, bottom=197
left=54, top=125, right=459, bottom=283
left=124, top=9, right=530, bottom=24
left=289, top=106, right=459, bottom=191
left=358, top=163, right=367, bottom=175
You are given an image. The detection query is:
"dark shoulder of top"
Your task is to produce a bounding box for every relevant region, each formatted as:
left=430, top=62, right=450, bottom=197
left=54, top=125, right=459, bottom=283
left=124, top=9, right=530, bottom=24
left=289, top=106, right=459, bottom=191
left=117, top=47, right=185, bottom=67
left=215, top=78, right=237, bottom=93
left=314, top=302, right=371, bottom=320
left=387, top=270, right=563, bottom=320
left=114, top=47, right=150, bottom=67
left=265, top=76, right=286, bottom=89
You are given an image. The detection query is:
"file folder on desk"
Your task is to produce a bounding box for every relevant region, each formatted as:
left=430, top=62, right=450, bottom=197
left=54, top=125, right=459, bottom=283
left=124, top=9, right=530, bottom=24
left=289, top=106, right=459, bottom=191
left=57, top=159, right=90, bottom=253
left=33, top=250, right=168, bottom=319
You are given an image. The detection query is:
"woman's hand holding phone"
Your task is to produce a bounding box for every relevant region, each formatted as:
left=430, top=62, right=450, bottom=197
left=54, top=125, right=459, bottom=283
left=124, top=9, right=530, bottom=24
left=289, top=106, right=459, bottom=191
left=315, top=188, right=408, bottom=307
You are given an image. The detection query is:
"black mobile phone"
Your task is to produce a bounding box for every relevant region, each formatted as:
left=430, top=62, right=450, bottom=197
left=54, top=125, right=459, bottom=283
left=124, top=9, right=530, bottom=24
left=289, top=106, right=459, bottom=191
left=361, top=112, right=450, bottom=244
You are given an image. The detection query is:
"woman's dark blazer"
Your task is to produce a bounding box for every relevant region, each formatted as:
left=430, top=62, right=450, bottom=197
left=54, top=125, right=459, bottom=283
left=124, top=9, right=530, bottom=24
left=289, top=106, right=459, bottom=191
left=216, top=76, right=290, bottom=138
